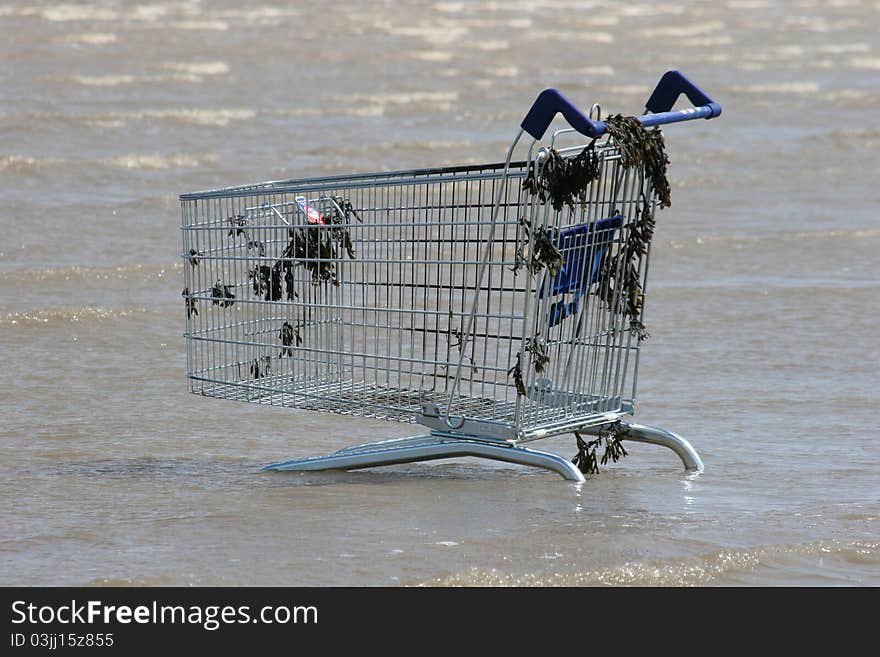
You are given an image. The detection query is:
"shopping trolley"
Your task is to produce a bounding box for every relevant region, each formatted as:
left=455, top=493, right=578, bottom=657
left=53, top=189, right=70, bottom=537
left=180, top=70, right=721, bottom=482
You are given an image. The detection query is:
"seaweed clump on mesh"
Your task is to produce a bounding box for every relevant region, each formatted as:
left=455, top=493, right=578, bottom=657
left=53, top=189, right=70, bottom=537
left=594, top=197, right=654, bottom=341
left=571, top=424, right=629, bottom=475
left=522, top=140, right=602, bottom=213
left=603, top=113, right=671, bottom=208
left=591, top=115, right=671, bottom=341
left=278, top=198, right=360, bottom=288
left=511, top=218, right=563, bottom=278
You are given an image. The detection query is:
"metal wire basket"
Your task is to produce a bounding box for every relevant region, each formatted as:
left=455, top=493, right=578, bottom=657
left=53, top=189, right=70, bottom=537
left=181, top=70, right=721, bottom=481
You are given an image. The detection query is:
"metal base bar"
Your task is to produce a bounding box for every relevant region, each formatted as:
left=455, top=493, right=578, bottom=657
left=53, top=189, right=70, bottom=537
left=578, top=421, right=704, bottom=471
left=261, top=434, right=586, bottom=482
left=261, top=421, right=701, bottom=481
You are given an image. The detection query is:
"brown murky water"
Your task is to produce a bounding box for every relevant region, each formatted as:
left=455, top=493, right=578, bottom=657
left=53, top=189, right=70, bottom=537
left=1, top=0, right=878, bottom=586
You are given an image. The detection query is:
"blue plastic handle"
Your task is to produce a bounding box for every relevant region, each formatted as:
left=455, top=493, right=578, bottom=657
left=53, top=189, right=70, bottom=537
left=520, top=69, right=722, bottom=140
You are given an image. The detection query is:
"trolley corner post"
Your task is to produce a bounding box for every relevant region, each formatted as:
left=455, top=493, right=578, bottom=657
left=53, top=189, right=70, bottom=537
left=181, top=70, right=720, bottom=481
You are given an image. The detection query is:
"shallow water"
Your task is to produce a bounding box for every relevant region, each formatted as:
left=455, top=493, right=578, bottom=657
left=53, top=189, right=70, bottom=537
left=1, top=0, right=878, bottom=586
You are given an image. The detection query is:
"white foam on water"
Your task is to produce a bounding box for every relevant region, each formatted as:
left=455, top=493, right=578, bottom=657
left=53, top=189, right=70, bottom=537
left=725, top=0, right=770, bottom=8
left=386, top=24, right=470, bottom=46
left=775, top=44, right=806, bottom=58
left=664, top=228, right=880, bottom=250
left=40, top=4, right=118, bottom=21
left=487, top=66, right=519, bottom=78
left=729, top=81, right=821, bottom=95
left=848, top=57, right=880, bottom=70
left=162, top=61, right=230, bottom=76
left=265, top=108, right=324, bottom=118
left=105, top=152, right=219, bottom=169
left=480, top=0, right=597, bottom=11
left=63, top=32, right=118, bottom=45
left=817, top=43, right=870, bottom=54
left=340, top=105, right=386, bottom=118
left=408, top=50, right=455, bottom=62
left=0, top=263, right=181, bottom=283
left=614, top=3, right=685, bottom=14
left=167, top=20, right=229, bottom=31
left=577, top=65, right=615, bottom=76
left=62, top=71, right=226, bottom=86
left=327, top=90, right=460, bottom=116
left=573, top=15, right=620, bottom=26
left=421, top=540, right=880, bottom=586
left=829, top=88, right=876, bottom=103
left=332, top=91, right=459, bottom=107
left=70, top=74, right=138, bottom=87
left=85, top=119, right=127, bottom=128
left=0, top=152, right=218, bottom=171
left=525, top=29, right=615, bottom=43
left=138, top=108, right=256, bottom=126
left=1, top=306, right=149, bottom=327
left=0, top=155, right=65, bottom=171
left=376, top=140, right=473, bottom=152
left=680, top=35, right=734, bottom=47
left=640, top=20, right=725, bottom=38
left=128, top=4, right=169, bottom=22
left=433, top=2, right=465, bottom=12
left=214, top=7, right=302, bottom=19
left=465, top=40, right=509, bottom=51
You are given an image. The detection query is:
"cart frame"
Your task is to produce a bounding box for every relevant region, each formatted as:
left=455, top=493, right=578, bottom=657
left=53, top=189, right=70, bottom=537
left=181, top=71, right=720, bottom=481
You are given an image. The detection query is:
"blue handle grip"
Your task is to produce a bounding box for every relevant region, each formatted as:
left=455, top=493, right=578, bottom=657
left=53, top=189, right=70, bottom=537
left=519, top=69, right=722, bottom=140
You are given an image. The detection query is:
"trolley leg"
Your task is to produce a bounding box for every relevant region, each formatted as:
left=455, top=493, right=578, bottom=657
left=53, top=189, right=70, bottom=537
left=576, top=422, right=703, bottom=471
left=617, top=422, right=704, bottom=471
left=261, top=434, right=586, bottom=482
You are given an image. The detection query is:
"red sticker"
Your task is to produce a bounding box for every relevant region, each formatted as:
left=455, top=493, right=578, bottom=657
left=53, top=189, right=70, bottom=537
left=295, top=196, right=326, bottom=225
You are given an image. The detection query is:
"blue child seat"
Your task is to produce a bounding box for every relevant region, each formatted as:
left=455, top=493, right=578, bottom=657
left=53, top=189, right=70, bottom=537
left=539, top=213, right=623, bottom=327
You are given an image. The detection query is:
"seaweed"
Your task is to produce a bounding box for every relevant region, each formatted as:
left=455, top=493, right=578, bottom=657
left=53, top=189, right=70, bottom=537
left=210, top=280, right=235, bottom=308
left=571, top=432, right=601, bottom=475
left=287, top=195, right=360, bottom=280
left=268, top=262, right=284, bottom=301
left=249, top=265, right=271, bottom=297
left=181, top=287, right=198, bottom=318
left=512, top=217, right=563, bottom=277
left=252, top=258, right=297, bottom=302
left=239, top=196, right=360, bottom=307
left=506, top=351, right=526, bottom=397
left=594, top=197, right=654, bottom=340
left=524, top=335, right=550, bottom=375
left=279, top=320, right=301, bottom=358
left=281, top=225, right=342, bottom=287
left=520, top=114, right=671, bottom=342
left=522, top=140, right=601, bottom=212
left=227, top=214, right=248, bottom=238
left=325, top=195, right=361, bottom=259
left=249, top=355, right=271, bottom=380
left=187, top=248, right=203, bottom=269
left=603, top=114, right=670, bottom=208
left=571, top=424, right=629, bottom=475
left=284, top=268, right=296, bottom=300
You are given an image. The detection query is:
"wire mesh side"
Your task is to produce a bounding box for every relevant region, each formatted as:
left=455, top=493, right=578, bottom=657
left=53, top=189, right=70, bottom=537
left=512, top=148, right=648, bottom=438
left=181, top=146, right=655, bottom=439
left=182, top=162, right=532, bottom=423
